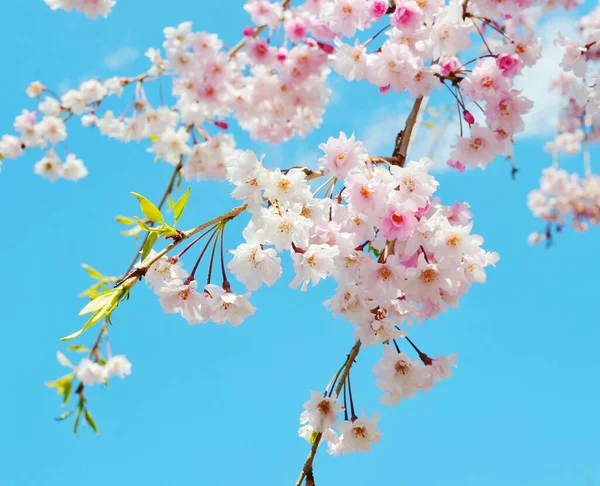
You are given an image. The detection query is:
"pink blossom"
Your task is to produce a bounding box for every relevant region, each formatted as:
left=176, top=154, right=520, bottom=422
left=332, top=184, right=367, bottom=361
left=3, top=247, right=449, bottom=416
left=390, top=2, right=423, bottom=32
left=440, top=57, right=462, bottom=77
left=496, top=53, right=523, bottom=77
left=380, top=206, right=418, bottom=241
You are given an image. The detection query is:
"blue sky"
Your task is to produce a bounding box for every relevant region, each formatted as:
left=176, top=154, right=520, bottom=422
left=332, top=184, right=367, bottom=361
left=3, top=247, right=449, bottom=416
left=0, top=2, right=599, bottom=485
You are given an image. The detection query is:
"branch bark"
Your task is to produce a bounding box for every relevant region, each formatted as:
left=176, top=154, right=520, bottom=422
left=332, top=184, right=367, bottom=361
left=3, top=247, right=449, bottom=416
left=392, top=96, right=427, bottom=166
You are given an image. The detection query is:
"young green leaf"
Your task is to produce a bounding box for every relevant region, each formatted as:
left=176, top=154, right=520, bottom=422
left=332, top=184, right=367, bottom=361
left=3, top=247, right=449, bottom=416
left=78, top=291, right=117, bottom=316
left=62, top=379, right=73, bottom=405
left=81, top=264, right=103, bottom=280
left=140, top=232, right=158, bottom=262
left=167, top=195, right=175, bottom=213
left=131, top=192, right=164, bottom=223
left=85, top=409, right=100, bottom=435
left=55, top=410, right=73, bottom=421
left=134, top=217, right=156, bottom=233
left=67, top=344, right=89, bottom=353
left=73, top=408, right=82, bottom=434
left=173, top=187, right=191, bottom=222
left=115, top=215, right=136, bottom=225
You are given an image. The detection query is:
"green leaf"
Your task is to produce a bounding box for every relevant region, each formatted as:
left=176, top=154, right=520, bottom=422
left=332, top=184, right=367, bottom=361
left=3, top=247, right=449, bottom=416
left=81, top=264, right=103, bottom=280
left=78, top=291, right=117, bottom=316
left=131, top=192, right=164, bottom=223
left=55, top=410, right=73, bottom=422
left=122, top=226, right=143, bottom=239
left=140, top=232, right=158, bottom=262
left=62, top=379, right=73, bottom=406
left=115, top=215, right=136, bottom=225
left=173, top=187, right=191, bottom=222
left=85, top=409, right=99, bottom=435
left=167, top=196, right=175, bottom=213
left=67, top=344, right=89, bottom=353
left=134, top=217, right=160, bottom=233
left=73, top=408, right=82, bottom=434
left=62, top=291, right=121, bottom=341
left=78, top=279, right=108, bottom=298
left=46, top=373, right=75, bottom=392
left=148, top=134, right=159, bottom=142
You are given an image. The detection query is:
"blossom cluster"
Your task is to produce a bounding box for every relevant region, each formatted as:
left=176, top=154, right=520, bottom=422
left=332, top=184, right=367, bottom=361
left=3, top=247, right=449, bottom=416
left=528, top=167, right=600, bottom=243
left=44, top=0, right=116, bottom=19
left=9, top=0, right=568, bottom=181
left=56, top=350, right=132, bottom=386
left=528, top=6, right=600, bottom=241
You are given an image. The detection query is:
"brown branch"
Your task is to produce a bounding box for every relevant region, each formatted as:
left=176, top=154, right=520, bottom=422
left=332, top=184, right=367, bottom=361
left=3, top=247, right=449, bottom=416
left=391, top=96, right=425, bottom=167
left=295, top=340, right=362, bottom=486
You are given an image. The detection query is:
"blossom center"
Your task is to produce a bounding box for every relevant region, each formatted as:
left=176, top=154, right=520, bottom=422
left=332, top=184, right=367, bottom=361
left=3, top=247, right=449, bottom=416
left=420, top=268, right=439, bottom=283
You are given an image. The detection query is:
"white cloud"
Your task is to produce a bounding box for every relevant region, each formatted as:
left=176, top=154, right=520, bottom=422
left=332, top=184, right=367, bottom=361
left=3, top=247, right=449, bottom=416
left=517, top=15, right=578, bottom=138
left=361, top=102, right=458, bottom=172
left=104, top=47, right=140, bottom=70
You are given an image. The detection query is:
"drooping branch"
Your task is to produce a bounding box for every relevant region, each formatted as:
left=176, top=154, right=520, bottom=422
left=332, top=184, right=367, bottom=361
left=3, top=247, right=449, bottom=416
left=295, top=339, right=362, bottom=486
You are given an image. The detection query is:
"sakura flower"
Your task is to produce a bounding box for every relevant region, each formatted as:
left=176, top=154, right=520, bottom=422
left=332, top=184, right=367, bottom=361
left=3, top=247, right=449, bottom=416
left=374, top=347, right=431, bottom=404
left=204, top=284, right=256, bottom=326
left=290, top=244, right=340, bottom=291
left=137, top=250, right=189, bottom=292
left=34, top=152, right=62, bottom=181
left=0, top=135, right=24, bottom=160
left=158, top=278, right=206, bottom=324
left=149, top=126, right=191, bottom=165
left=379, top=206, right=418, bottom=242
left=105, top=355, right=132, bottom=379
left=300, top=391, right=344, bottom=432
left=228, top=243, right=282, bottom=291
left=76, top=358, right=106, bottom=386
left=332, top=41, right=369, bottom=82
left=332, top=412, right=382, bottom=455
left=61, top=154, right=88, bottom=181
left=450, top=124, right=505, bottom=169
left=318, top=132, right=368, bottom=179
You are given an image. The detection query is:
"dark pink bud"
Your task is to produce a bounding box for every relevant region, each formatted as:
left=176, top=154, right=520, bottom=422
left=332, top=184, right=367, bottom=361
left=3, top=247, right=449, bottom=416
left=213, top=121, right=229, bottom=130
left=276, top=48, right=287, bottom=62
left=463, top=110, right=475, bottom=125
left=447, top=159, right=466, bottom=172
left=379, top=84, right=391, bottom=94
left=440, top=57, right=461, bottom=77
left=317, top=41, right=335, bottom=54
left=242, top=26, right=255, bottom=36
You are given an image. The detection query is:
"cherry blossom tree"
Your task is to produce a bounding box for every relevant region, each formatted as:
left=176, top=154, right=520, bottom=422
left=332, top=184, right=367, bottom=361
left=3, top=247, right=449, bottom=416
left=1, top=0, right=598, bottom=482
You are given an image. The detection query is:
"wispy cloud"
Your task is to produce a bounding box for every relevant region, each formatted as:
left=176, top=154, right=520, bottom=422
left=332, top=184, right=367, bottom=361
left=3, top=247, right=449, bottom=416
left=104, top=47, right=140, bottom=70
left=361, top=102, right=458, bottom=172
left=517, top=15, right=578, bottom=138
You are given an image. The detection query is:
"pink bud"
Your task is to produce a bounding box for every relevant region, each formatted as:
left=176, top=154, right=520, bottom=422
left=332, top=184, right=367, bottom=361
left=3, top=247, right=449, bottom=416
left=463, top=110, right=475, bottom=124
left=213, top=121, right=229, bottom=130
left=496, top=53, right=523, bottom=77
left=379, top=84, right=391, bottom=94
left=440, top=57, right=461, bottom=77
left=276, top=48, right=287, bottom=62
left=447, top=159, right=466, bottom=172
left=317, top=41, right=335, bottom=54
left=369, top=0, right=388, bottom=20
left=242, top=26, right=255, bottom=37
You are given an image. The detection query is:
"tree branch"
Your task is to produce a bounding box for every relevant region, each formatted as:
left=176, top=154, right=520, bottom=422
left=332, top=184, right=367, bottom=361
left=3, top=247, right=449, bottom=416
left=295, top=339, right=362, bottom=486
left=392, top=96, right=427, bottom=166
